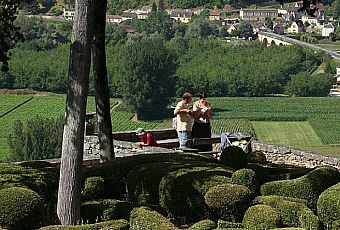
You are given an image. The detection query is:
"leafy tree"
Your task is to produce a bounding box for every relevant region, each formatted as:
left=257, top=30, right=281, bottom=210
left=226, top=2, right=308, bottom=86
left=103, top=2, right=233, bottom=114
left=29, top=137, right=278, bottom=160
left=0, top=0, right=25, bottom=71
left=265, top=17, right=273, bottom=30
left=151, top=1, right=157, bottom=11
left=145, top=11, right=174, bottom=40
left=186, top=18, right=211, bottom=39
left=8, top=116, right=63, bottom=161
left=329, top=32, right=336, bottom=41
left=121, top=38, right=177, bottom=120
left=285, top=72, right=333, bottom=96
left=237, top=21, right=254, bottom=39
left=158, top=0, right=165, bottom=11
left=219, top=26, right=229, bottom=38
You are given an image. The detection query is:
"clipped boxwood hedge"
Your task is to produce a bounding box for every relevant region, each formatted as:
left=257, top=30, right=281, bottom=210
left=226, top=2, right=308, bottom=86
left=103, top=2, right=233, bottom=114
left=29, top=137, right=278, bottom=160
left=217, top=220, right=244, bottom=229
left=81, top=199, right=135, bottom=224
left=186, top=219, right=216, bottom=230
left=231, top=169, right=257, bottom=193
left=158, top=164, right=233, bottom=222
left=243, top=204, right=282, bottom=230
left=83, top=153, right=220, bottom=200
left=317, top=182, right=340, bottom=227
left=0, top=187, right=44, bottom=230
left=81, top=176, right=104, bottom=201
left=204, top=183, right=252, bottom=222
left=0, top=163, right=59, bottom=202
left=219, top=146, right=247, bottom=169
left=38, top=219, right=129, bottom=230
left=127, top=161, right=232, bottom=207
left=260, top=166, right=340, bottom=211
left=253, top=195, right=320, bottom=230
left=247, top=151, right=267, bottom=164
left=129, top=207, right=179, bottom=230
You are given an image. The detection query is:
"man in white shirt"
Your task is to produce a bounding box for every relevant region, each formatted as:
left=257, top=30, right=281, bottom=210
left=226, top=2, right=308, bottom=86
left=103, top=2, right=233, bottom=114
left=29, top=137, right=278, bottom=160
left=174, top=92, right=194, bottom=148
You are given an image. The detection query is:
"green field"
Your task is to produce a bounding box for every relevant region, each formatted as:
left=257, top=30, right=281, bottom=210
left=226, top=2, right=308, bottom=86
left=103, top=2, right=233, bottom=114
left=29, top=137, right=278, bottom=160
left=1, top=95, right=340, bottom=161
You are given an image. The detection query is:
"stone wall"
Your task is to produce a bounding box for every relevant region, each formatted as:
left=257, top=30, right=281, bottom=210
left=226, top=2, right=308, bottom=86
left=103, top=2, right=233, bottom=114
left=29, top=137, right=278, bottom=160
left=84, top=135, right=340, bottom=170
left=252, top=141, right=340, bottom=170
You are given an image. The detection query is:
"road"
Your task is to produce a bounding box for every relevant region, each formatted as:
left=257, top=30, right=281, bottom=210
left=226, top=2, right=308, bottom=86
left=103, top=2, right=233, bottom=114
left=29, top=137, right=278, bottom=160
left=259, top=31, right=340, bottom=60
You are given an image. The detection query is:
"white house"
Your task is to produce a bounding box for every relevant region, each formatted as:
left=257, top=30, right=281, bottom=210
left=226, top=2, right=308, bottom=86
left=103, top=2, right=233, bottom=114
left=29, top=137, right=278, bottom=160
left=106, top=15, right=123, bottom=24
left=62, top=5, right=75, bottom=20
left=170, top=10, right=193, bottom=23
left=322, top=23, right=335, bottom=37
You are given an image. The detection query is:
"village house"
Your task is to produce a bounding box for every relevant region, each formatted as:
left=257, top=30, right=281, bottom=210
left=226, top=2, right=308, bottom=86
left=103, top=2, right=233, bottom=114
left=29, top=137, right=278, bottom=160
left=106, top=15, right=123, bottom=24
left=287, top=20, right=304, bottom=33
left=239, top=8, right=278, bottom=21
left=322, top=23, right=336, bottom=37
left=301, top=14, right=322, bottom=27
left=62, top=5, right=75, bottom=20
left=170, top=10, right=193, bottom=23
left=121, top=12, right=138, bottom=21
left=222, top=18, right=239, bottom=25
left=209, top=10, right=224, bottom=21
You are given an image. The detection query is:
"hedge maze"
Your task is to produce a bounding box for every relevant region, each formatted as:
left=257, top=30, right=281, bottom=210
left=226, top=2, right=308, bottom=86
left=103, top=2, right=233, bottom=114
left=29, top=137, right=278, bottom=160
left=0, top=150, right=339, bottom=229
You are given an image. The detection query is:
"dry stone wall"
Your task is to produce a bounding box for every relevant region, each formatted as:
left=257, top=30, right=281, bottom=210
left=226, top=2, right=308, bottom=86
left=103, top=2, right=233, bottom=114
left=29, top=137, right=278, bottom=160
left=84, top=136, right=340, bottom=170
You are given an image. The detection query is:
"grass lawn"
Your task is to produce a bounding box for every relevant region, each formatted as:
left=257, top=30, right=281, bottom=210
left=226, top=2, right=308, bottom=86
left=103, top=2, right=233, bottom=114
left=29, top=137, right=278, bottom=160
left=252, top=121, right=323, bottom=147
left=317, top=43, right=340, bottom=51
left=0, top=138, right=10, bottom=162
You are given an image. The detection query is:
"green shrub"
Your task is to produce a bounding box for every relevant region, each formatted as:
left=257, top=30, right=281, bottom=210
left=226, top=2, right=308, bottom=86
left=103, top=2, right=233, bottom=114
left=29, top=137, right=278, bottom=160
left=217, top=220, right=244, bottom=229
left=260, top=166, right=340, bottom=211
left=129, top=207, right=179, bottom=230
left=204, top=183, right=252, bottom=222
left=270, top=228, right=304, bottom=230
left=253, top=195, right=320, bottom=230
left=332, top=220, right=340, bottom=230
left=7, top=116, right=63, bottom=161
left=158, top=164, right=233, bottom=222
left=0, top=163, right=59, bottom=202
left=187, top=219, right=216, bottom=230
left=243, top=204, right=282, bottom=230
left=317, top=182, right=340, bottom=227
left=128, top=161, right=232, bottom=206
left=219, top=146, right=247, bottom=169
left=247, top=151, right=267, bottom=164
left=38, top=219, right=129, bottom=230
left=18, top=160, right=54, bottom=168
left=81, top=176, right=104, bottom=200
left=0, top=187, right=44, bottom=230
left=83, top=152, right=220, bottom=199
left=81, top=199, right=135, bottom=224
left=231, top=169, right=257, bottom=193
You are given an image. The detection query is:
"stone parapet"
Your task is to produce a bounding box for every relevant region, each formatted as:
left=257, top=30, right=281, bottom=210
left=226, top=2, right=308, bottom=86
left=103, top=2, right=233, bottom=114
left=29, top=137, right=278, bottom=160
left=252, top=141, right=340, bottom=170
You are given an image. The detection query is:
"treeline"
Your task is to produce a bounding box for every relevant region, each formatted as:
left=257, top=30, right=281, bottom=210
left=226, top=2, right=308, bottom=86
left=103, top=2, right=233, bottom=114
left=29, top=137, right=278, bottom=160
left=1, top=37, right=335, bottom=97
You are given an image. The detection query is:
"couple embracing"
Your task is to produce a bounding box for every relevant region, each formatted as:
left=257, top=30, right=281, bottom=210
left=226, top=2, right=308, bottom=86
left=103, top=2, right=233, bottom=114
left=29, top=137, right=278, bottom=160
left=174, top=92, right=212, bottom=151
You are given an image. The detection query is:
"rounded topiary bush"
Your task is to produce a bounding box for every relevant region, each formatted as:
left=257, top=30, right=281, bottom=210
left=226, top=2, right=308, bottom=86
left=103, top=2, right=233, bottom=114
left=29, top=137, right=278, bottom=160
left=253, top=195, right=320, bottom=230
left=83, top=152, right=219, bottom=200
left=231, top=169, right=257, bottom=193
left=260, top=166, right=340, bottom=211
left=187, top=219, right=216, bottom=230
left=317, top=182, right=340, bottom=227
left=129, top=207, right=179, bottom=230
left=0, top=187, right=44, bottom=230
left=81, top=199, right=135, bottom=223
left=247, top=151, right=267, bottom=164
left=204, top=183, right=252, bottom=222
left=219, top=146, right=247, bottom=169
left=37, top=219, right=129, bottom=230
left=157, top=163, right=233, bottom=223
left=82, top=176, right=105, bottom=200
left=243, top=204, right=281, bottom=230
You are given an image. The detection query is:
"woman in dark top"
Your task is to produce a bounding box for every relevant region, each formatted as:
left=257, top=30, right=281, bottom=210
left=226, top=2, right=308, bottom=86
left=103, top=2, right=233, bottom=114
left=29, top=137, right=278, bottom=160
left=192, top=93, right=213, bottom=151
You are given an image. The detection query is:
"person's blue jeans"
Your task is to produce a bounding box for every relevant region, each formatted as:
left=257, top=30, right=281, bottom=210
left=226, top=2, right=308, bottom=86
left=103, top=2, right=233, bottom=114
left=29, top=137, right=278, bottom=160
left=178, top=131, right=192, bottom=148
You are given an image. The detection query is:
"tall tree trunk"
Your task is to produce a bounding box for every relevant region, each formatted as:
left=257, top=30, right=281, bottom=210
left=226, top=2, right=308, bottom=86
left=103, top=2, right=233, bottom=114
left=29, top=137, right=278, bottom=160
left=57, top=0, right=93, bottom=225
left=92, top=0, right=114, bottom=162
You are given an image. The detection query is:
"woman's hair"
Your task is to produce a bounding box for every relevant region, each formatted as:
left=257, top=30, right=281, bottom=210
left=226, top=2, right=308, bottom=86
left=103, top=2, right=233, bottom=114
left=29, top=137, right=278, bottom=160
left=198, top=92, right=207, bottom=99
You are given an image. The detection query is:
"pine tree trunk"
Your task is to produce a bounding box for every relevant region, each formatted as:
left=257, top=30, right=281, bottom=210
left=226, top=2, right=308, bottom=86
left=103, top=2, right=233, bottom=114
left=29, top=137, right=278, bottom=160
left=92, top=0, right=114, bottom=162
left=57, top=0, right=93, bottom=225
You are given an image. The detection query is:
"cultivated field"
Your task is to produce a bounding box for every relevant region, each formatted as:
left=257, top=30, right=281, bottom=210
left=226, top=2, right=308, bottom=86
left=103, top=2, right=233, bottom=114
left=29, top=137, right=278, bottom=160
left=1, top=95, right=340, bottom=161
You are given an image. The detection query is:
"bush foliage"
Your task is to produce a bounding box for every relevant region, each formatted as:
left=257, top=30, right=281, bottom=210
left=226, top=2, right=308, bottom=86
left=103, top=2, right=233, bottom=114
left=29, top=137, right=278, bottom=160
left=260, top=166, right=340, bottom=211
left=243, top=204, right=282, bottom=230
left=0, top=187, right=44, bottom=230
left=317, top=182, right=340, bottom=227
